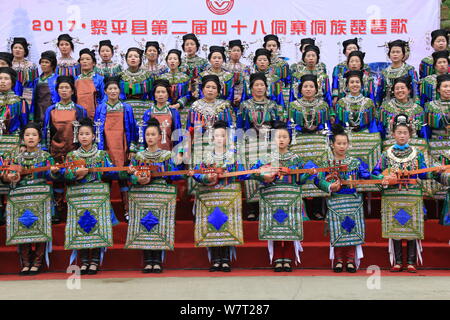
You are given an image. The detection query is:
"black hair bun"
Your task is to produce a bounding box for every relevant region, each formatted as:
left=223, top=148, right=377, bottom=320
left=79, top=117, right=95, bottom=128
left=213, top=120, right=228, bottom=130
left=271, top=120, right=287, bottom=130
left=331, top=123, right=346, bottom=136
left=146, top=117, right=161, bottom=127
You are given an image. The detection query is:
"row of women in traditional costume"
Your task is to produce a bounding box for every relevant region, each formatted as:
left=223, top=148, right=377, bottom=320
left=2, top=109, right=445, bottom=276
left=2, top=45, right=448, bottom=150
left=0, top=59, right=450, bottom=224
left=4, top=30, right=448, bottom=121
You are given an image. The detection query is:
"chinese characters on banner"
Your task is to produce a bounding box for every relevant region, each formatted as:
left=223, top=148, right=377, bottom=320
left=32, top=19, right=409, bottom=36
left=0, top=0, right=440, bottom=73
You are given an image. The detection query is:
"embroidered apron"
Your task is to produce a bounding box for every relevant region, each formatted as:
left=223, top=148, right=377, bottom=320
left=75, top=78, right=97, bottom=119
left=104, top=111, right=127, bottom=166
left=35, top=83, right=52, bottom=123
left=50, top=109, right=76, bottom=161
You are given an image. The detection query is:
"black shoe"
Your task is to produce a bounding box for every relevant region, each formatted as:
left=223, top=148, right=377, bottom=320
left=142, top=264, right=152, bottom=274
left=19, top=266, right=30, bottom=276
left=283, top=263, right=292, bottom=272
left=274, top=263, right=283, bottom=272
left=221, top=263, right=231, bottom=272
left=247, top=213, right=257, bottom=221
left=209, top=263, right=221, bottom=272
left=88, top=263, right=99, bottom=275
left=153, top=264, right=163, bottom=273
left=333, top=261, right=344, bottom=273
left=29, top=265, right=41, bottom=276
left=346, top=262, right=357, bottom=273
left=80, top=263, right=89, bottom=275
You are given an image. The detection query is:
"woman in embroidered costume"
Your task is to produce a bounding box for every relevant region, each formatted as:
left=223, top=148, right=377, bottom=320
left=420, top=50, right=449, bottom=106
left=0, top=67, right=28, bottom=225
left=335, top=70, right=377, bottom=132
left=243, top=48, right=284, bottom=106
left=287, top=74, right=330, bottom=134
left=144, top=41, right=168, bottom=82
left=435, top=168, right=450, bottom=227
left=238, top=73, right=285, bottom=131
left=372, top=114, right=433, bottom=273
left=3, top=122, right=61, bottom=275
left=290, top=45, right=332, bottom=107
left=332, top=51, right=375, bottom=104
left=42, top=76, right=87, bottom=223
left=30, top=51, right=59, bottom=123
left=95, top=40, right=122, bottom=78
left=426, top=75, right=450, bottom=226
left=419, top=29, right=449, bottom=79
left=42, top=76, right=87, bottom=161
left=64, top=118, right=121, bottom=275
left=426, top=74, right=450, bottom=140
left=224, top=40, right=251, bottom=110
left=263, top=34, right=290, bottom=88
left=159, top=49, right=191, bottom=112
left=256, top=121, right=317, bottom=272
left=237, top=72, right=284, bottom=221
left=118, top=47, right=152, bottom=121
left=94, top=76, right=138, bottom=222
left=332, top=38, right=372, bottom=106
left=193, top=120, right=252, bottom=272
left=378, top=76, right=426, bottom=139
left=0, top=67, right=28, bottom=138
left=314, top=124, right=370, bottom=273
left=195, top=46, right=235, bottom=103
left=376, top=40, right=419, bottom=106
left=55, top=34, right=80, bottom=77
left=186, top=75, right=234, bottom=196
left=291, top=38, right=327, bottom=75
left=126, top=118, right=184, bottom=273
left=0, top=52, right=23, bottom=97
left=180, top=33, right=209, bottom=99
left=142, top=79, right=182, bottom=152
left=286, top=74, right=330, bottom=220
left=75, top=49, right=105, bottom=119
left=186, top=75, right=234, bottom=138
left=10, top=37, right=38, bottom=104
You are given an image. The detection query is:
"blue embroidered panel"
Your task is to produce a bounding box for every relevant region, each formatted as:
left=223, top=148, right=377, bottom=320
left=394, top=209, right=411, bottom=226
left=19, top=210, right=38, bottom=229
left=208, top=207, right=228, bottom=231
left=341, top=216, right=356, bottom=233
left=78, top=210, right=98, bottom=234
left=273, top=209, right=288, bottom=224
left=140, top=211, right=160, bottom=232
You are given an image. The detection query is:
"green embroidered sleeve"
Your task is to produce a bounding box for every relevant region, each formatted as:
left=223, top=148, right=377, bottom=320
left=178, top=96, right=188, bottom=109
left=314, top=165, right=332, bottom=193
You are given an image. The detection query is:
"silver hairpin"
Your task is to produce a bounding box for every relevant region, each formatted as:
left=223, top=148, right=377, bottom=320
left=160, top=119, right=170, bottom=144
left=94, top=120, right=102, bottom=142
left=0, top=119, right=5, bottom=136
left=72, top=121, right=80, bottom=143
left=290, top=120, right=297, bottom=145
left=137, top=120, right=145, bottom=146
